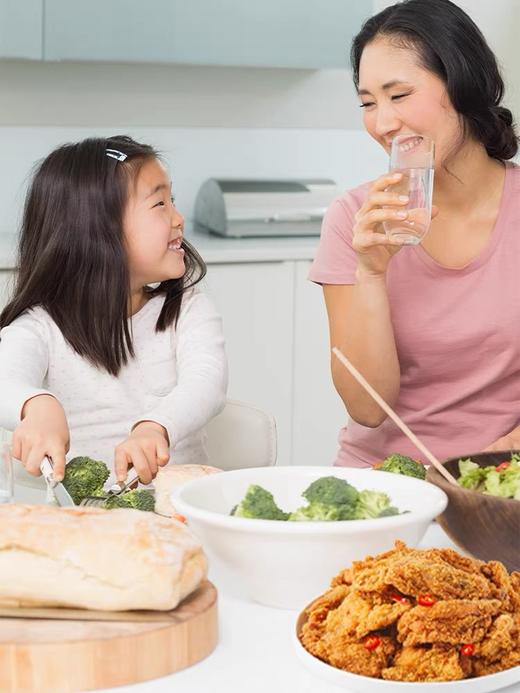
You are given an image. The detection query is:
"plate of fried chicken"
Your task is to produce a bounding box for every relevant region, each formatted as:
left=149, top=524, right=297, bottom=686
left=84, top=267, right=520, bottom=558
left=295, top=541, right=520, bottom=692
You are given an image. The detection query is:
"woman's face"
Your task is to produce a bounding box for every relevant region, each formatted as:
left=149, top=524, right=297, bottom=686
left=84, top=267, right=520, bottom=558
left=357, top=37, right=461, bottom=167
left=123, top=158, right=185, bottom=288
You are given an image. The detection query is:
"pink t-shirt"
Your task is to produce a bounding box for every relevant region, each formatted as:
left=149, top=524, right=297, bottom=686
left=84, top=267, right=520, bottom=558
left=309, top=162, right=520, bottom=467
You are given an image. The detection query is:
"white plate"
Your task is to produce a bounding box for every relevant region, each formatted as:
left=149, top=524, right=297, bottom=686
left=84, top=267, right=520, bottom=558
left=293, top=621, right=520, bottom=693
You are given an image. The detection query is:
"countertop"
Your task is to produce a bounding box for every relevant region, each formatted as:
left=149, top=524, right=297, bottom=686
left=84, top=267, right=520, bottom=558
left=89, top=523, right=520, bottom=693
left=0, top=228, right=320, bottom=270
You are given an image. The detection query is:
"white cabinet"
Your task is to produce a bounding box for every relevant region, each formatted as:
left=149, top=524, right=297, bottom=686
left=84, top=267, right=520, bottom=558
left=43, top=0, right=372, bottom=68
left=203, top=261, right=294, bottom=465
left=204, top=260, right=345, bottom=466
left=0, top=0, right=42, bottom=59
left=292, top=261, right=346, bottom=466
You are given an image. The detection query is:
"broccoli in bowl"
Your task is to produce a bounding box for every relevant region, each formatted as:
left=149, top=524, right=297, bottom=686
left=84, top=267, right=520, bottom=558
left=230, top=475, right=403, bottom=522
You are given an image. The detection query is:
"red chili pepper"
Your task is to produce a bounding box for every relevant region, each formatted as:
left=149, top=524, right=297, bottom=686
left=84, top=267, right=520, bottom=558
left=460, top=644, right=475, bottom=656
left=418, top=594, right=436, bottom=607
left=172, top=513, right=187, bottom=524
left=364, top=635, right=381, bottom=650
left=496, top=461, right=510, bottom=472
left=390, top=593, right=409, bottom=605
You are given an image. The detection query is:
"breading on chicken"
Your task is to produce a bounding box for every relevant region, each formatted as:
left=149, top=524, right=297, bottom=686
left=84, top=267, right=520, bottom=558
left=397, top=599, right=501, bottom=647
left=298, top=541, right=520, bottom=683
left=382, top=644, right=467, bottom=682
left=386, top=555, right=494, bottom=600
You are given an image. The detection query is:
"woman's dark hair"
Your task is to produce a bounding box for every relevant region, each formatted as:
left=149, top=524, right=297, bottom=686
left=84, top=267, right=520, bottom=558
left=0, top=135, right=206, bottom=375
left=350, top=0, right=518, bottom=161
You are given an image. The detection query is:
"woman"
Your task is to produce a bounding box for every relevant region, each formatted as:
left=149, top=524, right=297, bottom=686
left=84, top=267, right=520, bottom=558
left=309, top=0, right=520, bottom=467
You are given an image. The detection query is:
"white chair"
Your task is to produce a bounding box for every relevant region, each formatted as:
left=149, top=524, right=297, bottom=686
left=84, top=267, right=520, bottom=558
left=205, top=399, right=277, bottom=471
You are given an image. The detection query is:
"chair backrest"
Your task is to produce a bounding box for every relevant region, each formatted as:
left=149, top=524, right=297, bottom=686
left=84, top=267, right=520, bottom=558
left=205, top=399, right=277, bottom=471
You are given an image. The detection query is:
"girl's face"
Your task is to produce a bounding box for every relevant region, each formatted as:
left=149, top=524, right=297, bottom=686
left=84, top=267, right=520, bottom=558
left=357, top=37, right=461, bottom=167
left=123, top=158, right=185, bottom=288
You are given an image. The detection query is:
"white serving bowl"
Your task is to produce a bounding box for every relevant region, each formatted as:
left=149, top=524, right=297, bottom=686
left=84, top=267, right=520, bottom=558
left=171, top=466, right=447, bottom=610
left=293, top=614, right=520, bottom=693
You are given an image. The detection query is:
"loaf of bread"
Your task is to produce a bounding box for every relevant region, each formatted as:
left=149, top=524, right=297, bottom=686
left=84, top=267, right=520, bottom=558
left=154, top=464, right=222, bottom=517
left=0, top=504, right=207, bottom=611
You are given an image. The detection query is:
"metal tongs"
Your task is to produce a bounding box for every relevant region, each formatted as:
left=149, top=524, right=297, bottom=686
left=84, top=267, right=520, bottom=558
left=40, top=456, right=140, bottom=507
left=79, top=467, right=140, bottom=507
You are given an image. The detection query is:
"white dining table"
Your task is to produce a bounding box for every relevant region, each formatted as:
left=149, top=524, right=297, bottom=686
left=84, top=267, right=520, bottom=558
left=90, top=522, right=520, bottom=693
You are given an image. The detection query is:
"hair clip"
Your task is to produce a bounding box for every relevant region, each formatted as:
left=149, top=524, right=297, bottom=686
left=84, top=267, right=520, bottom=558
left=106, top=148, right=128, bottom=162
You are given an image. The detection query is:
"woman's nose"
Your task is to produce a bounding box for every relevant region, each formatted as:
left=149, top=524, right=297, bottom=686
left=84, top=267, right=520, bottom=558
left=374, top=104, right=401, bottom=139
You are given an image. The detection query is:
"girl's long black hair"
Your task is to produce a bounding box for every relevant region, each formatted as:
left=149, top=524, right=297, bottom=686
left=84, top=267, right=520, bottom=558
left=350, top=0, right=518, bottom=161
left=0, top=135, right=206, bottom=375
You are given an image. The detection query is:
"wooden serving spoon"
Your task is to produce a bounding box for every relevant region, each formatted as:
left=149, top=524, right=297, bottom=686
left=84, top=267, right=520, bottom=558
left=332, top=347, right=459, bottom=486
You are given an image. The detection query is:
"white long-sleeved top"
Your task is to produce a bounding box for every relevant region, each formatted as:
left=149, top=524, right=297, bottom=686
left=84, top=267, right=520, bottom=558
left=0, top=290, right=228, bottom=470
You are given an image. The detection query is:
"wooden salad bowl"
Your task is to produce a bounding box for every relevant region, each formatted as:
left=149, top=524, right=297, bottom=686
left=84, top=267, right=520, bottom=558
left=426, top=451, right=520, bottom=571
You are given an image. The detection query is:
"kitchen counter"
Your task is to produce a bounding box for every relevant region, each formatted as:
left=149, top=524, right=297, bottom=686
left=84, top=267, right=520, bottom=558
left=186, top=226, right=320, bottom=263
left=89, top=523, right=520, bottom=693
left=0, top=228, right=320, bottom=270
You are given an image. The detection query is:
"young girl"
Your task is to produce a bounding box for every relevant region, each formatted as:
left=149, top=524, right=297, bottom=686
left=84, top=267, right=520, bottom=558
left=310, top=0, right=520, bottom=466
left=0, top=135, right=228, bottom=484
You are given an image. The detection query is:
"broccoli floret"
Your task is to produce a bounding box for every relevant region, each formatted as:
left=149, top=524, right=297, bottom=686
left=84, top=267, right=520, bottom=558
left=62, top=456, right=110, bottom=505
left=302, top=476, right=359, bottom=506
left=375, top=454, right=426, bottom=479
left=104, top=489, right=155, bottom=512
left=353, top=490, right=393, bottom=519
left=377, top=506, right=401, bottom=517
left=230, top=484, right=289, bottom=520
left=288, top=502, right=357, bottom=522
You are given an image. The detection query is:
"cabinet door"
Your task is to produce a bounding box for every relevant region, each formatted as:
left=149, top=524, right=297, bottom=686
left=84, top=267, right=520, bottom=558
left=203, top=262, right=294, bottom=466
left=0, top=0, right=42, bottom=59
left=44, top=0, right=371, bottom=68
left=292, top=261, right=347, bottom=466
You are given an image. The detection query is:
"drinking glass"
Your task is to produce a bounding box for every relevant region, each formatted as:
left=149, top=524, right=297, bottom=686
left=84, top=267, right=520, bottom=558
left=383, top=134, right=435, bottom=245
left=0, top=437, right=13, bottom=504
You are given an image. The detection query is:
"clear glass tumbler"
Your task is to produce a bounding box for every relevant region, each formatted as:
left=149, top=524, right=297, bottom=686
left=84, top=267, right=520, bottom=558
left=383, top=134, right=435, bottom=245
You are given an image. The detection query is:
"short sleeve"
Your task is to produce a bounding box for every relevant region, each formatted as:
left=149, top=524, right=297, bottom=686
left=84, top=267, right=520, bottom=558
left=308, top=183, right=370, bottom=285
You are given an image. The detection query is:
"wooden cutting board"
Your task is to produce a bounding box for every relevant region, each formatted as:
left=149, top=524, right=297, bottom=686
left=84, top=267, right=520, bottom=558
left=0, top=580, right=218, bottom=693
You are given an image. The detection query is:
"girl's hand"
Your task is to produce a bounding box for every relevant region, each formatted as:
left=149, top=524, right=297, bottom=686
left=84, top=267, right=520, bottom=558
left=115, top=421, right=170, bottom=484
left=352, top=172, right=437, bottom=278
left=11, top=394, right=70, bottom=481
left=483, top=426, right=520, bottom=452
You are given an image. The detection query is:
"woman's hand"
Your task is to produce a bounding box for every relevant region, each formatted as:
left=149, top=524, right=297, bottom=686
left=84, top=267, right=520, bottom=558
left=483, top=426, right=520, bottom=452
left=115, top=421, right=170, bottom=484
left=11, top=394, right=70, bottom=481
left=352, top=172, right=437, bottom=278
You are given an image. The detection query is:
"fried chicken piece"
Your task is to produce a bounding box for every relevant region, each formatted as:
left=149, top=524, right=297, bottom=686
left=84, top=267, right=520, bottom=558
left=481, top=562, right=520, bottom=612
left=473, top=648, right=520, bottom=677
left=350, top=541, right=415, bottom=592
left=325, top=589, right=410, bottom=639
left=474, top=614, right=520, bottom=662
left=325, top=635, right=396, bottom=677
left=299, top=583, right=350, bottom=658
left=397, top=599, right=501, bottom=647
left=382, top=644, right=466, bottom=682
left=387, top=555, right=494, bottom=600
left=330, top=566, right=353, bottom=587
left=421, top=547, right=485, bottom=573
